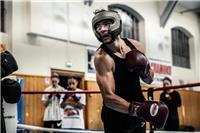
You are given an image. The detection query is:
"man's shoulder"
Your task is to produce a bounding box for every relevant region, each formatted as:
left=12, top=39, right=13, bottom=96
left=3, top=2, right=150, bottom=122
left=127, top=38, right=145, bottom=53
left=127, top=38, right=140, bottom=45
left=95, top=48, right=107, bottom=58
left=173, top=90, right=180, bottom=95
left=94, top=48, right=112, bottom=65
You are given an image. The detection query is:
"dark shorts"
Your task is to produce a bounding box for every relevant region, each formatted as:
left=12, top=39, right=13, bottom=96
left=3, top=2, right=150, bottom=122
left=101, top=106, right=146, bottom=133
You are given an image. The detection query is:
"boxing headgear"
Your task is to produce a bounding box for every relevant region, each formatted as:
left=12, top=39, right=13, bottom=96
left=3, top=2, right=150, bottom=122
left=92, top=9, right=122, bottom=42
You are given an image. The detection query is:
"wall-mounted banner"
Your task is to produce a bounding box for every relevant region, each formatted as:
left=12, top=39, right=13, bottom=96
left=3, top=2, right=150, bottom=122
left=150, top=60, right=172, bottom=86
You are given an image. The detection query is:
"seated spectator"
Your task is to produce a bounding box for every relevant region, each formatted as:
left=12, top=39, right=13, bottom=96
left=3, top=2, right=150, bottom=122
left=61, top=77, right=86, bottom=129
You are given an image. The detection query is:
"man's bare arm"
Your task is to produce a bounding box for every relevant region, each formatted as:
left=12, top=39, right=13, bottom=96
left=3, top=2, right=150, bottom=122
left=94, top=52, right=130, bottom=114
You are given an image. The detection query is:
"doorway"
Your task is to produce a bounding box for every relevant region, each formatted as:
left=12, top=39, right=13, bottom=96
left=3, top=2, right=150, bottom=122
left=51, top=69, right=85, bottom=90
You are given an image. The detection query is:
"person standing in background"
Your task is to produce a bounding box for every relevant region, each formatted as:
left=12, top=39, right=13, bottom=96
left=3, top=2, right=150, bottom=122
left=41, top=73, right=65, bottom=132
left=160, top=77, right=182, bottom=131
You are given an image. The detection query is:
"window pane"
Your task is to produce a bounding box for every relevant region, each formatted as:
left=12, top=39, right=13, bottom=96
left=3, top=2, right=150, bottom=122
left=110, top=8, right=139, bottom=40
left=172, top=28, right=190, bottom=68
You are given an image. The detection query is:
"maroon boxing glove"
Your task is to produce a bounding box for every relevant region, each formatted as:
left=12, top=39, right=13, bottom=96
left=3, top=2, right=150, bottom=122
left=125, top=49, right=153, bottom=83
left=125, top=49, right=148, bottom=71
left=129, top=100, right=169, bottom=128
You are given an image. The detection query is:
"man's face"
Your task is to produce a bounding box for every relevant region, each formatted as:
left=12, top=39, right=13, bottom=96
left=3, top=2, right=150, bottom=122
left=96, top=20, right=113, bottom=44
left=163, top=79, right=172, bottom=93
left=163, top=80, right=171, bottom=87
left=51, top=77, right=59, bottom=87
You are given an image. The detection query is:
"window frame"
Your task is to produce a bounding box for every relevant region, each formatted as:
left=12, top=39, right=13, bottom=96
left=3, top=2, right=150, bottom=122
left=108, top=5, right=140, bottom=40
left=171, top=28, right=191, bottom=68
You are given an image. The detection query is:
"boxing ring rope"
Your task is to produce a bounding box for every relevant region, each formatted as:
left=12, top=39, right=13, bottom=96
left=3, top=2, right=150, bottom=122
left=21, top=82, right=200, bottom=94
left=22, top=90, right=101, bottom=94
left=17, top=123, right=200, bottom=133
left=17, top=124, right=92, bottom=133
left=19, top=82, right=200, bottom=133
left=146, top=82, right=200, bottom=92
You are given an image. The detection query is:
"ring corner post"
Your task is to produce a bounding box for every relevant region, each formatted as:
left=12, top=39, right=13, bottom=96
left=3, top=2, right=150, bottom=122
left=147, top=87, right=155, bottom=133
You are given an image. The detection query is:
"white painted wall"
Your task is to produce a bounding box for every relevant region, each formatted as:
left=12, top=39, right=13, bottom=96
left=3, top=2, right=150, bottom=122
left=0, top=1, right=12, bottom=50
left=11, top=1, right=89, bottom=76
left=165, top=5, right=200, bottom=90
left=1, top=0, right=199, bottom=89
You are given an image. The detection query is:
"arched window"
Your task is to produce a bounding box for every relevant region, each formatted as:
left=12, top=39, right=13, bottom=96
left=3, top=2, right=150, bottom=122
left=171, top=28, right=190, bottom=68
left=108, top=5, right=140, bottom=40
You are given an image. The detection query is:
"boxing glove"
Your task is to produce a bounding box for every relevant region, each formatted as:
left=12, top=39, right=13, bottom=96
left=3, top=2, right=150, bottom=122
left=125, top=49, right=153, bottom=84
left=2, top=78, right=21, bottom=103
left=56, top=94, right=61, bottom=99
left=1, top=51, right=18, bottom=78
left=48, top=94, right=52, bottom=99
left=63, top=94, right=80, bottom=102
left=129, top=100, right=169, bottom=128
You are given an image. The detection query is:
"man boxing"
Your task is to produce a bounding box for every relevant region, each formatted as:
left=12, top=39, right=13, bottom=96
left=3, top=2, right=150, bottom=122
left=92, top=9, right=168, bottom=133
